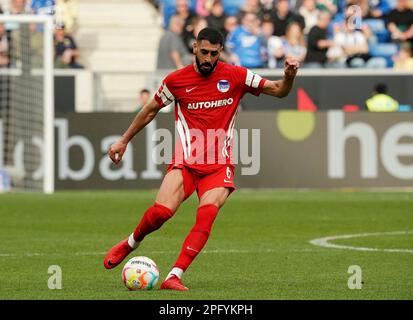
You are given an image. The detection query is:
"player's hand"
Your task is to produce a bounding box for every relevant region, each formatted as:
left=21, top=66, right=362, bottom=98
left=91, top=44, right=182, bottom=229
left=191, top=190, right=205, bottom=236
left=108, top=138, right=128, bottom=164
left=284, top=58, right=299, bottom=79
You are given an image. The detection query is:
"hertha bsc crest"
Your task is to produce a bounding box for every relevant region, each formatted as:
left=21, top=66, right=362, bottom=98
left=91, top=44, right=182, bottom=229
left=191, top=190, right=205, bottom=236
left=217, top=80, right=230, bottom=93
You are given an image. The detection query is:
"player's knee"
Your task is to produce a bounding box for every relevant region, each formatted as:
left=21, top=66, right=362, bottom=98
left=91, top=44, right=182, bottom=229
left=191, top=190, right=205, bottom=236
left=154, top=198, right=181, bottom=214
left=199, top=189, right=229, bottom=208
left=148, top=203, right=174, bottom=227
left=154, top=202, right=174, bottom=217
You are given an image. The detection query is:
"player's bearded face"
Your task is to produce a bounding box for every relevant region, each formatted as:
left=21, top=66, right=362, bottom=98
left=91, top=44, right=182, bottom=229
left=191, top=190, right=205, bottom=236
left=194, top=41, right=221, bottom=76
left=195, top=56, right=217, bottom=76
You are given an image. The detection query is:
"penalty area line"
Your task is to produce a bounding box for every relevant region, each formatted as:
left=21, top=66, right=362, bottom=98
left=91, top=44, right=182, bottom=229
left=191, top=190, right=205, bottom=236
left=309, top=230, right=413, bottom=253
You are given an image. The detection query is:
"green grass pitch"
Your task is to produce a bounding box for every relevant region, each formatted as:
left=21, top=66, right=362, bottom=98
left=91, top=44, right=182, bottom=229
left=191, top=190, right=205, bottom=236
left=0, top=190, right=412, bottom=300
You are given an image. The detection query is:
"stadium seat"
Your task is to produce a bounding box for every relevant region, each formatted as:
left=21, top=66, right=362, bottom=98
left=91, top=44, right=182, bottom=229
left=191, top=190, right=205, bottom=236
left=161, top=0, right=177, bottom=28
left=364, top=19, right=390, bottom=43
left=160, top=0, right=197, bottom=28
left=222, top=0, right=246, bottom=16
left=398, top=104, right=412, bottom=112
left=369, top=43, right=399, bottom=67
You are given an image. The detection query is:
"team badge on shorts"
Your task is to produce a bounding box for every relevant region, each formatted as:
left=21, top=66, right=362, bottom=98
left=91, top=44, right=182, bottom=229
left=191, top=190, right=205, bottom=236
left=217, top=80, right=230, bottom=93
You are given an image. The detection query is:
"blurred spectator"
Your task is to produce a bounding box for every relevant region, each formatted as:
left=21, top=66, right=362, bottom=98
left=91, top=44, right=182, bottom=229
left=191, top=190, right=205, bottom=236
left=54, top=23, right=83, bottom=69
left=4, top=0, right=30, bottom=31
left=220, top=15, right=238, bottom=62
left=260, top=0, right=274, bottom=20
left=223, top=15, right=238, bottom=39
left=366, top=83, right=399, bottom=111
left=30, top=0, right=54, bottom=34
left=316, top=0, right=338, bottom=15
left=175, top=0, right=197, bottom=45
left=329, top=16, right=387, bottom=68
left=347, top=0, right=391, bottom=19
left=368, top=0, right=392, bottom=19
left=147, top=0, right=159, bottom=10
left=299, top=0, right=320, bottom=34
left=0, top=22, right=9, bottom=68
left=291, top=0, right=304, bottom=11
left=160, top=0, right=196, bottom=29
left=386, top=0, right=413, bottom=43
left=261, top=19, right=283, bottom=68
left=183, top=15, right=208, bottom=53
left=8, top=0, right=28, bottom=13
left=393, top=41, right=413, bottom=69
left=0, top=1, right=9, bottom=11
left=157, top=15, right=193, bottom=69
left=55, top=0, right=78, bottom=34
left=270, top=0, right=305, bottom=37
left=361, top=21, right=379, bottom=46
left=206, top=0, right=227, bottom=36
left=281, top=22, right=307, bottom=63
left=135, top=89, right=150, bottom=112
left=343, top=4, right=378, bottom=46
left=30, top=0, right=55, bottom=15
left=305, top=11, right=334, bottom=67
left=240, top=0, right=266, bottom=20
left=226, top=11, right=265, bottom=67
left=196, top=0, right=213, bottom=16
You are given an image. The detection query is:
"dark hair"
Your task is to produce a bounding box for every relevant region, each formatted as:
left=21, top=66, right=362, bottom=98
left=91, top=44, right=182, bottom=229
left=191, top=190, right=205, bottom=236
left=140, top=89, right=150, bottom=94
left=400, top=41, right=412, bottom=55
left=261, top=18, right=273, bottom=25
left=196, top=27, right=224, bottom=46
left=374, top=83, right=387, bottom=94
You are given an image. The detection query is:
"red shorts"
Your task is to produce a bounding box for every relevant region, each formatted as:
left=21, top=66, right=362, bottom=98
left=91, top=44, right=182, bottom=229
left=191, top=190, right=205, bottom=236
left=166, top=163, right=236, bottom=199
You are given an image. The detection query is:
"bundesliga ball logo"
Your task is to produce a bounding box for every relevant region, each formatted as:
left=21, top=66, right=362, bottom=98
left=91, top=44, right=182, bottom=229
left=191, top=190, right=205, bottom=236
left=217, top=80, right=230, bottom=93
left=122, top=256, right=159, bottom=290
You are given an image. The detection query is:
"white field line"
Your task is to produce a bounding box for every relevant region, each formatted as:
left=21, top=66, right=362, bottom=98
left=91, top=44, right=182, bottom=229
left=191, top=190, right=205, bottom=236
left=3, top=230, right=411, bottom=258
left=0, top=248, right=279, bottom=258
left=309, top=231, right=413, bottom=253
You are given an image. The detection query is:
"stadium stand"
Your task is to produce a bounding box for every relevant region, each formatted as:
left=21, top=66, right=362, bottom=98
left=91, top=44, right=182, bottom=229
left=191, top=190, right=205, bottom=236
left=369, top=42, right=399, bottom=66
left=0, top=0, right=404, bottom=110
left=68, top=0, right=413, bottom=110
left=76, top=0, right=163, bottom=111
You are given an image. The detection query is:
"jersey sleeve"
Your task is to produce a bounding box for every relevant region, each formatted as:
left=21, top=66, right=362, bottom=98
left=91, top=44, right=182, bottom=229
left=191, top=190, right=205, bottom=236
left=235, top=66, right=267, bottom=97
left=154, top=75, right=175, bottom=108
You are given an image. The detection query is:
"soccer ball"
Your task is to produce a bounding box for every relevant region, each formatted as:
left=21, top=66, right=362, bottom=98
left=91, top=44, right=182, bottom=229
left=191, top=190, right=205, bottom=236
left=122, top=256, right=160, bottom=290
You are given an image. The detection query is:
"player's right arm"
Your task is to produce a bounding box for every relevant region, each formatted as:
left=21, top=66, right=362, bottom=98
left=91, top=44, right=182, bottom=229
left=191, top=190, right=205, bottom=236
left=108, top=98, right=162, bottom=164
left=109, top=75, right=176, bottom=164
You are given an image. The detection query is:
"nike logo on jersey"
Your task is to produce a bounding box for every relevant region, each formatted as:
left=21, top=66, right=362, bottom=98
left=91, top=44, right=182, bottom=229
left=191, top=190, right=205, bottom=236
left=186, top=87, right=197, bottom=93
left=224, top=179, right=232, bottom=183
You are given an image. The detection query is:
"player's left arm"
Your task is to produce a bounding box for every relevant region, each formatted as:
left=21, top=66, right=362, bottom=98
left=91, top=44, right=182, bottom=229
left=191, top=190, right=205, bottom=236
left=261, top=58, right=299, bottom=98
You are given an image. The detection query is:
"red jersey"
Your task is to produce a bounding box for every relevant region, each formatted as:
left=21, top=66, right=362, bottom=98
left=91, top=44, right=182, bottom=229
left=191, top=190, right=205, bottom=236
left=154, top=61, right=267, bottom=172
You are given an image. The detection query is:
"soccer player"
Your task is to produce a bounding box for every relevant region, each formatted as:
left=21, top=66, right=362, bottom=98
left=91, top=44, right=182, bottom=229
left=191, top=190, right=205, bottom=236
left=103, top=28, right=299, bottom=291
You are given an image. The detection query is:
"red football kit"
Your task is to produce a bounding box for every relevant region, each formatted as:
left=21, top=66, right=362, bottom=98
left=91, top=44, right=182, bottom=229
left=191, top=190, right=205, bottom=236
left=104, top=61, right=274, bottom=285
left=154, top=61, right=267, bottom=198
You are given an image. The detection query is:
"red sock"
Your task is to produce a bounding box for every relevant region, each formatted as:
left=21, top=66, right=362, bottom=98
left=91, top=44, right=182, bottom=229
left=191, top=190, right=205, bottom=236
left=133, top=203, right=173, bottom=242
left=173, top=204, right=219, bottom=271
